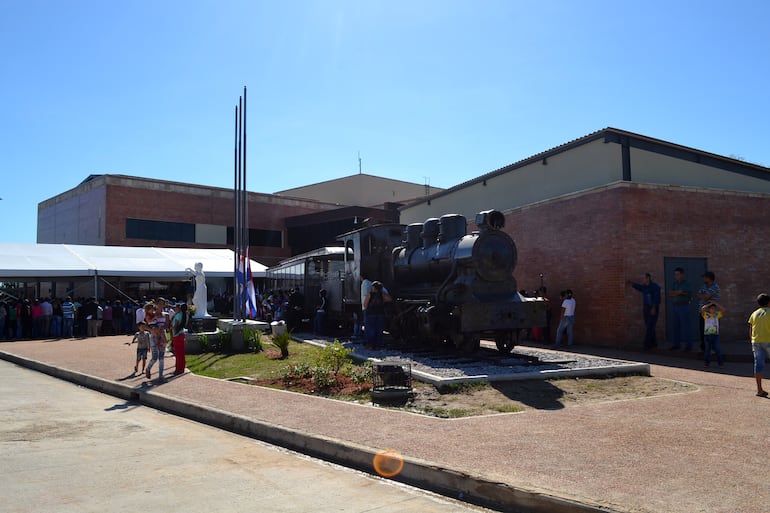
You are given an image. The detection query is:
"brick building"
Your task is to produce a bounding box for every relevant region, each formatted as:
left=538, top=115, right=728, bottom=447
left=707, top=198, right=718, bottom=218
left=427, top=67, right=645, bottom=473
left=38, top=173, right=441, bottom=267
left=401, top=128, right=770, bottom=348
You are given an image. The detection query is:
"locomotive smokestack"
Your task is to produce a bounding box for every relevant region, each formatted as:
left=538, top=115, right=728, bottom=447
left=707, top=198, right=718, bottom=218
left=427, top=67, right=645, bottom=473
left=475, top=210, right=505, bottom=231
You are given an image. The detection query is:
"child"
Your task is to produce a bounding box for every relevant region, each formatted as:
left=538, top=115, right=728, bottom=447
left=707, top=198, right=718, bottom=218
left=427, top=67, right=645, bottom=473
left=700, top=301, right=725, bottom=367
left=126, top=321, right=150, bottom=374
left=748, top=293, right=770, bottom=398
left=145, top=322, right=167, bottom=381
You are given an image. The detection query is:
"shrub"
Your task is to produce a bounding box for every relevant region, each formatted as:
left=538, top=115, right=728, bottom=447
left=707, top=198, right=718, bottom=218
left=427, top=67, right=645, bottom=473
left=271, top=329, right=292, bottom=359
left=197, top=333, right=209, bottom=351
left=243, top=328, right=263, bottom=353
left=311, top=366, right=335, bottom=390
left=347, top=361, right=373, bottom=385
left=280, top=362, right=313, bottom=382
left=315, top=340, right=352, bottom=375
left=212, top=330, right=232, bottom=352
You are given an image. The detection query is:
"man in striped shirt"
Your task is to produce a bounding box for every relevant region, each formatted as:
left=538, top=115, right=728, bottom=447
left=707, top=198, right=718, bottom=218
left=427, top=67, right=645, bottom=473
left=61, top=296, right=76, bottom=338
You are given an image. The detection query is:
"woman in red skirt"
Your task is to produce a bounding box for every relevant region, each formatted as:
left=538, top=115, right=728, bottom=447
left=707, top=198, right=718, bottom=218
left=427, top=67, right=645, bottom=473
left=171, top=303, right=188, bottom=376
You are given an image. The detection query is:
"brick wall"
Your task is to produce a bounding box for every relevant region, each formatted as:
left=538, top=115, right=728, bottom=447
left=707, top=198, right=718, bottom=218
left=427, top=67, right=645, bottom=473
left=104, top=184, right=338, bottom=265
left=505, top=182, right=770, bottom=347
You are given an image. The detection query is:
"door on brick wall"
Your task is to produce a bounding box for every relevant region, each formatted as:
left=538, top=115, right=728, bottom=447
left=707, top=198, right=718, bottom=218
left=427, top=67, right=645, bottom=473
left=664, top=257, right=707, bottom=347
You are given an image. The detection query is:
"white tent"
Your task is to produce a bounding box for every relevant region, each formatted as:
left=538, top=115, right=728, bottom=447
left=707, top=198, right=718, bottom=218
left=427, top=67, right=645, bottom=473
left=0, top=244, right=267, bottom=280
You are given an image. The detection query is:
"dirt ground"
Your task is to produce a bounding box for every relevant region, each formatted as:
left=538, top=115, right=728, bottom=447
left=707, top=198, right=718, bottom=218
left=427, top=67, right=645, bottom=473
left=252, top=373, right=698, bottom=418
left=404, top=375, right=697, bottom=417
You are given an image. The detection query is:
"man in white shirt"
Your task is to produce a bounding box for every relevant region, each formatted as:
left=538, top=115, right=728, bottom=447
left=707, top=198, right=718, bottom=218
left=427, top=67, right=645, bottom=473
left=135, top=302, right=146, bottom=330
left=40, top=298, right=53, bottom=338
left=554, top=289, right=576, bottom=347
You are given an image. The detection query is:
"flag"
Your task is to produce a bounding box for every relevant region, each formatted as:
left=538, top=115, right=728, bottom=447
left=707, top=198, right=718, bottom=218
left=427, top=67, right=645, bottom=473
left=236, top=253, right=246, bottom=318
left=245, top=250, right=258, bottom=319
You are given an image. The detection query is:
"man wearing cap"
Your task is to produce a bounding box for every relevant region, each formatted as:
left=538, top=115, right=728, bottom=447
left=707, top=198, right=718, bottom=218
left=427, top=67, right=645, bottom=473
left=697, top=271, right=721, bottom=352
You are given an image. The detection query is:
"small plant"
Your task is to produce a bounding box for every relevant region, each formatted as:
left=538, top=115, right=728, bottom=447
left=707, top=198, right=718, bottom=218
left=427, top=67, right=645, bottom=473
left=492, top=404, right=525, bottom=414
left=243, top=328, right=263, bottom=353
left=198, top=333, right=209, bottom=351
left=280, top=362, right=313, bottom=382
left=347, top=361, right=373, bottom=385
left=216, top=330, right=232, bottom=353
left=271, top=329, right=292, bottom=359
left=311, top=366, right=335, bottom=390
left=315, top=340, right=352, bottom=375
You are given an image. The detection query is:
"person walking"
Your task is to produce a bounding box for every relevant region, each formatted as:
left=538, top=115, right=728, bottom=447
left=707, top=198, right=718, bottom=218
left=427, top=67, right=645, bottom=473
left=145, top=322, right=167, bottom=382
left=748, top=293, right=770, bottom=398
left=628, top=273, right=662, bottom=350
left=667, top=267, right=692, bottom=350
left=554, top=289, right=576, bottom=347
left=127, top=321, right=150, bottom=375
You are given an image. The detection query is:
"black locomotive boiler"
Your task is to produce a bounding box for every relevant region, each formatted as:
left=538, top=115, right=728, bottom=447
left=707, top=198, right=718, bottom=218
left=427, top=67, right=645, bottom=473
left=335, top=209, right=546, bottom=354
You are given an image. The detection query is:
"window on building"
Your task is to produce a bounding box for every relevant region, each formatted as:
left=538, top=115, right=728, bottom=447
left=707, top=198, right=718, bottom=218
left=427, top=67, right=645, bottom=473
left=226, top=227, right=283, bottom=248
left=126, top=219, right=195, bottom=242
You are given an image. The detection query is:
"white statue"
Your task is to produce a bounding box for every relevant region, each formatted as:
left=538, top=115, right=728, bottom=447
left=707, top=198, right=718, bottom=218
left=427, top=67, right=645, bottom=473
left=186, top=262, right=211, bottom=318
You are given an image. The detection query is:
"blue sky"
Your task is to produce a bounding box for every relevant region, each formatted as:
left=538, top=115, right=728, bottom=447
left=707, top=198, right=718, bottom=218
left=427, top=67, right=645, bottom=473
left=1, top=0, right=768, bottom=243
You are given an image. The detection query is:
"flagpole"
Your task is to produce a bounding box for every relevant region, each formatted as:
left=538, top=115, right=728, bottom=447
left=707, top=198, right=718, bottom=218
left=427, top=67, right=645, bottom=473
left=242, top=86, right=249, bottom=319
left=233, top=103, right=239, bottom=320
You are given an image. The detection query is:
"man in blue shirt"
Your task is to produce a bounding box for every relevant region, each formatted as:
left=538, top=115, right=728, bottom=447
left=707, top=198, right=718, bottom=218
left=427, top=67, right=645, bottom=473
left=668, top=267, right=693, bottom=350
left=628, top=273, right=661, bottom=350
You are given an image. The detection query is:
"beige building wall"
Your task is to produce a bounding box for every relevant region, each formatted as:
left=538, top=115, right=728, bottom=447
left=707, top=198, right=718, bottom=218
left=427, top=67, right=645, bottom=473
left=401, top=138, right=623, bottom=224
left=38, top=182, right=107, bottom=245
left=275, top=173, right=441, bottom=207
left=630, top=148, right=770, bottom=193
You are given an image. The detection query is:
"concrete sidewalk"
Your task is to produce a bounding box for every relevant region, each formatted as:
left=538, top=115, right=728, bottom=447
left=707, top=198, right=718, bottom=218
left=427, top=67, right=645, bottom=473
left=1, top=336, right=767, bottom=513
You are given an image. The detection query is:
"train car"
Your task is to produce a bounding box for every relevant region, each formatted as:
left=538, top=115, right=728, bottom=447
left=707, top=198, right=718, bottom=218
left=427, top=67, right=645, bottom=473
left=265, top=246, right=350, bottom=329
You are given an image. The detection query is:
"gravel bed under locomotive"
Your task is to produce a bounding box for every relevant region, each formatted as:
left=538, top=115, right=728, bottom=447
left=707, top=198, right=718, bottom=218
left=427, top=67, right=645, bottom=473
left=339, top=209, right=546, bottom=354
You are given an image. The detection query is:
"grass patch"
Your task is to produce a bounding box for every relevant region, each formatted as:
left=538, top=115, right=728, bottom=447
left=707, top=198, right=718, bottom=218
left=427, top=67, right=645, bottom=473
left=437, top=381, right=490, bottom=394
left=186, top=341, right=319, bottom=380
left=491, top=404, right=525, bottom=413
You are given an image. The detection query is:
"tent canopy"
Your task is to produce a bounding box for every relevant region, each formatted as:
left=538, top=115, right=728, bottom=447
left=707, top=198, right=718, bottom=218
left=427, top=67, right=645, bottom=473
left=0, top=244, right=267, bottom=280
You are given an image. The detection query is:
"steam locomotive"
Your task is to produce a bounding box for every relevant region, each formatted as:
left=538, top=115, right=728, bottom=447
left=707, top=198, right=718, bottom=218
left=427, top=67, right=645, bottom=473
left=266, top=209, right=546, bottom=354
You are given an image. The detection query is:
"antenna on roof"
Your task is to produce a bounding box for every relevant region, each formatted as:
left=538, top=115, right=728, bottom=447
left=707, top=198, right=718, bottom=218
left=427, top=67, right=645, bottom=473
left=358, top=151, right=362, bottom=174
left=424, top=176, right=430, bottom=196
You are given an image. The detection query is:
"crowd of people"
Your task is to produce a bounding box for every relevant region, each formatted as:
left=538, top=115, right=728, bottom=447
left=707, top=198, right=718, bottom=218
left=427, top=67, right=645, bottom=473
left=0, top=296, right=137, bottom=340
left=3, top=275, right=769, bottom=396
left=626, top=268, right=770, bottom=397
left=127, top=298, right=188, bottom=382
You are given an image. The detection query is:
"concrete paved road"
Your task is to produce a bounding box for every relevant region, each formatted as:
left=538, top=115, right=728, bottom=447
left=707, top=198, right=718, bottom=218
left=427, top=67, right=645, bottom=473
left=0, top=360, right=493, bottom=513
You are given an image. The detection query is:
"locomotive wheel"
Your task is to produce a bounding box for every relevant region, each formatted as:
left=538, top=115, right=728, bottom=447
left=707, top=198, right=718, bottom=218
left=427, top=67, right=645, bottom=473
left=495, top=331, right=518, bottom=354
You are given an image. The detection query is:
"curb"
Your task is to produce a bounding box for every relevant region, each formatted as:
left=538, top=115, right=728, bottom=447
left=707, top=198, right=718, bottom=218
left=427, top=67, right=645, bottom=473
left=1, top=350, right=621, bottom=513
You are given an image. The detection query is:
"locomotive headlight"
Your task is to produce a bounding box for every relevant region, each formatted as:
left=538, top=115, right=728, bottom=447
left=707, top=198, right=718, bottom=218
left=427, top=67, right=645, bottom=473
left=472, top=231, right=517, bottom=282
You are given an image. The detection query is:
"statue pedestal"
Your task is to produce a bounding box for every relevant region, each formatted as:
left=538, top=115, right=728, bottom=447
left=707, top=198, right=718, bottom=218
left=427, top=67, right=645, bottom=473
left=190, top=317, right=218, bottom=333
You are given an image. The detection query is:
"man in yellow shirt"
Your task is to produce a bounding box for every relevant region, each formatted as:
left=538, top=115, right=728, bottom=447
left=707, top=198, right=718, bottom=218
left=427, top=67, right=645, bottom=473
left=747, top=293, right=770, bottom=397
